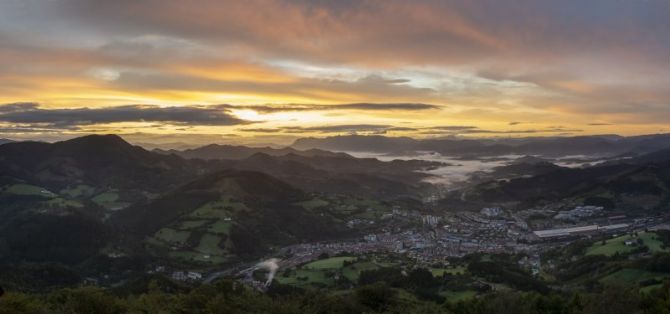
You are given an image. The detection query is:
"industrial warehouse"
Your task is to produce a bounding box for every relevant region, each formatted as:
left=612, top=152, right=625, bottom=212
left=533, top=224, right=630, bottom=239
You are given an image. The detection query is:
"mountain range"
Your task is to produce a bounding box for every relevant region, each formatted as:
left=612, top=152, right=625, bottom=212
left=155, top=144, right=351, bottom=160
left=0, top=134, right=435, bottom=269
left=3, top=133, right=670, bottom=277
left=444, top=148, right=670, bottom=212
left=292, top=134, right=670, bottom=157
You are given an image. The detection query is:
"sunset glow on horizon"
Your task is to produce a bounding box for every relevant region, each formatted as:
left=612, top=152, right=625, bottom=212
left=1, top=0, right=670, bottom=145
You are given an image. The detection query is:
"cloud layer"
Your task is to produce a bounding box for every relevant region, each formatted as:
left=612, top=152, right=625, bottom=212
left=0, top=103, right=248, bottom=127
left=1, top=0, right=669, bottom=142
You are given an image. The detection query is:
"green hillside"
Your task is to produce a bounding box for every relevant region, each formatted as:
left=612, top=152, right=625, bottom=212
left=118, top=170, right=349, bottom=264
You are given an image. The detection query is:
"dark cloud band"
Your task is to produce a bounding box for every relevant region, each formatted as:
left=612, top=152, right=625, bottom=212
left=0, top=103, right=249, bottom=127
left=0, top=102, right=439, bottom=131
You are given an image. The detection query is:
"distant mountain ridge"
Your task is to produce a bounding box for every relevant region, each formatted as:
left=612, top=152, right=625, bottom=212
left=0, top=134, right=219, bottom=192
left=228, top=152, right=442, bottom=199
left=444, top=147, right=670, bottom=212
left=0, top=134, right=439, bottom=267
left=153, top=142, right=443, bottom=199
left=0, top=134, right=441, bottom=201
left=292, top=134, right=670, bottom=157
left=155, top=144, right=351, bottom=160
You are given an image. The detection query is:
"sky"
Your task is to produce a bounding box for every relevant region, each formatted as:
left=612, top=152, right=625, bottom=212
left=1, top=0, right=670, bottom=146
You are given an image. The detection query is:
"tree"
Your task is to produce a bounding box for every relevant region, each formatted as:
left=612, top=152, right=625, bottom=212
left=47, top=287, right=126, bottom=314
left=581, top=286, right=640, bottom=314
left=408, top=268, right=437, bottom=289
left=0, top=293, right=42, bottom=314
left=355, top=283, right=398, bottom=312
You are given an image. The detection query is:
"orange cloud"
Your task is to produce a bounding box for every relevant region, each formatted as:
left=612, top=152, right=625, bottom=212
left=0, top=0, right=669, bottom=141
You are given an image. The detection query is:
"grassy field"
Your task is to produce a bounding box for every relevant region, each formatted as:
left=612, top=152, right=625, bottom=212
left=208, top=221, right=232, bottom=234
left=145, top=197, right=239, bottom=265
left=600, top=268, right=670, bottom=286
left=431, top=266, right=467, bottom=277
left=342, top=261, right=382, bottom=281
left=4, top=184, right=56, bottom=197
left=195, top=233, right=226, bottom=256
left=179, top=220, right=209, bottom=229
left=297, top=198, right=329, bottom=210
left=329, top=197, right=391, bottom=219
left=586, top=232, right=665, bottom=256
left=44, top=198, right=83, bottom=208
left=278, top=257, right=401, bottom=288
left=641, top=283, right=664, bottom=293
left=60, top=184, right=95, bottom=198
left=154, top=228, right=190, bottom=245
left=349, top=198, right=386, bottom=210
left=164, top=232, right=228, bottom=264
left=147, top=215, right=234, bottom=265
left=190, top=198, right=246, bottom=219
left=91, top=191, right=120, bottom=208
left=440, top=290, right=477, bottom=302
left=276, top=269, right=334, bottom=288
left=168, top=250, right=227, bottom=264
left=305, top=256, right=356, bottom=270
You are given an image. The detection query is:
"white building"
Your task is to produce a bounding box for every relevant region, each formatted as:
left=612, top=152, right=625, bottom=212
left=363, top=234, right=378, bottom=242
left=171, top=271, right=187, bottom=281
left=187, top=271, right=203, bottom=280
left=422, top=215, right=441, bottom=227
left=481, top=207, right=503, bottom=217
left=172, top=271, right=203, bottom=281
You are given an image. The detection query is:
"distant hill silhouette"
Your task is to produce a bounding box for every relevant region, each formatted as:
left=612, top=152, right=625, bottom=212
left=156, top=144, right=351, bottom=160
left=445, top=148, right=670, bottom=211
left=292, top=134, right=670, bottom=157
left=0, top=134, right=221, bottom=192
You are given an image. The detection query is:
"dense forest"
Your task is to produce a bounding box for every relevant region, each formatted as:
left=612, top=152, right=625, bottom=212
left=2, top=278, right=670, bottom=314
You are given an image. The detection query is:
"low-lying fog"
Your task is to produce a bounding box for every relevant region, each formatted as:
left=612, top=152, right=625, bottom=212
left=349, top=151, right=611, bottom=189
